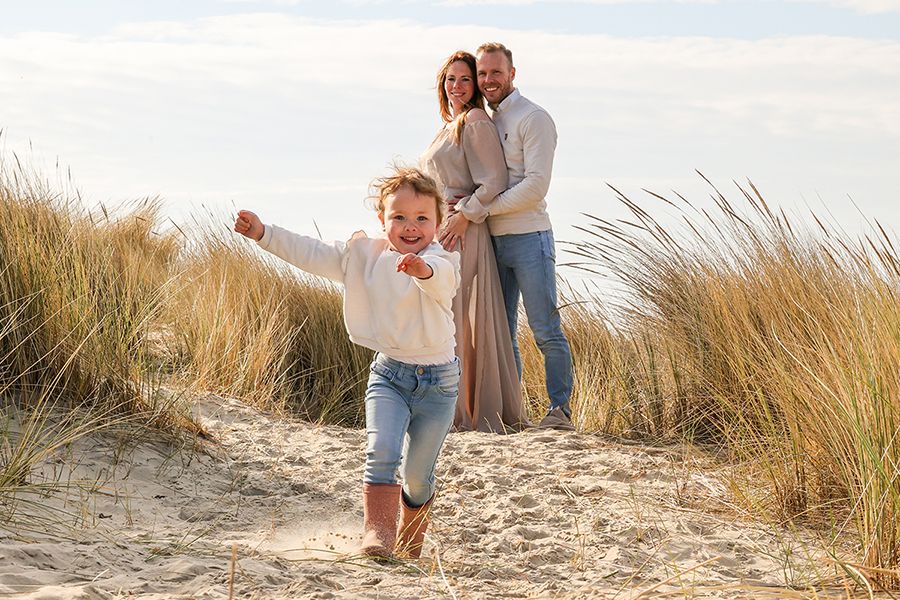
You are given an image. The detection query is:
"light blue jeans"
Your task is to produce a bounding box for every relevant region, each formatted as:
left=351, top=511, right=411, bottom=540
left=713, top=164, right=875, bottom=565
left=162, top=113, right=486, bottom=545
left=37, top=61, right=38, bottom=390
left=492, top=230, right=573, bottom=411
left=364, top=353, right=459, bottom=508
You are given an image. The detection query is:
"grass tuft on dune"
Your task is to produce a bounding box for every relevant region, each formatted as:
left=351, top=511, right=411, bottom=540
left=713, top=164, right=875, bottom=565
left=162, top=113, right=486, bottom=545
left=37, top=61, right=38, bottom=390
left=1, top=154, right=898, bottom=585
left=568, top=177, right=899, bottom=585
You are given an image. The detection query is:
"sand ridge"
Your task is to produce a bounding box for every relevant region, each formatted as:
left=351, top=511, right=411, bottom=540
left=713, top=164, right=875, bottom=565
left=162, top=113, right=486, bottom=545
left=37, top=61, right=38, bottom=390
left=0, top=395, right=832, bottom=599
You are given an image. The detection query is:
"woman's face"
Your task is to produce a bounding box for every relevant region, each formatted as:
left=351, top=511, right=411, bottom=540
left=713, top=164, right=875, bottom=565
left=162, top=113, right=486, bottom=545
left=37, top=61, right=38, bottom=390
left=444, top=60, right=475, bottom=115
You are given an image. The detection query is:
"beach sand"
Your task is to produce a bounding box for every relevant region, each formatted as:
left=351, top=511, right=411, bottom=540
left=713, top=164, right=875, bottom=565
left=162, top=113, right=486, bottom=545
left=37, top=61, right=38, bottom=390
left=0, top=395, right=837, bottom=599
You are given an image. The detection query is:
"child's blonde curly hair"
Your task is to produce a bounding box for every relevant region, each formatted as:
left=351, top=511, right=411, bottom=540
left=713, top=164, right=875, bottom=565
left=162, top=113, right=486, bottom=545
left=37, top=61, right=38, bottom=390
left=369, top=165, right=446, bottom=227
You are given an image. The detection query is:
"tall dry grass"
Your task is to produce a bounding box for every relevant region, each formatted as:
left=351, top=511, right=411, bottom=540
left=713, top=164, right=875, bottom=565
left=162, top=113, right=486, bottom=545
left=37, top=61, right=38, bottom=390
left=170, top=218, right=372, bottom=425
left=0, top=158, right=370, bottom=523
left=0, top=193, right=370, bottom=522
left=568, top=178, right=900, bottom=583
left=0, top=155, right=197, bottom=523
left=2, top=149, right=898, bottom=584
left=519, top=290, right=675, bottom=436
left=0, top=157, right=186, bottom=423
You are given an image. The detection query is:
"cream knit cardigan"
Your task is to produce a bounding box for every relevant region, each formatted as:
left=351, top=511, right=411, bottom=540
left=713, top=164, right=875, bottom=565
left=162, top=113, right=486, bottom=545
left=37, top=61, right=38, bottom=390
left=258, top=224, right=461, bottom=365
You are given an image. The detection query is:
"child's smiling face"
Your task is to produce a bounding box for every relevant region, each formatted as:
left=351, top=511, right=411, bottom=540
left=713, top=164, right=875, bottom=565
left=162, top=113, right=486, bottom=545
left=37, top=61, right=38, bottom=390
left=378, top=184, right=439, bottom=255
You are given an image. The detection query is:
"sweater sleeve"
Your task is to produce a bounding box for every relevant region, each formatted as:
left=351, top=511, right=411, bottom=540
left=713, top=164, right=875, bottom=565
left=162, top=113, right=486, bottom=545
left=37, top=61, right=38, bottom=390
left=257, top=223, right=346, bottom=283
left=484, top=110, right=557, bottom=217
left=414, top=251, right=461, bottom=304
left=455, top=117, right=509, bottom=224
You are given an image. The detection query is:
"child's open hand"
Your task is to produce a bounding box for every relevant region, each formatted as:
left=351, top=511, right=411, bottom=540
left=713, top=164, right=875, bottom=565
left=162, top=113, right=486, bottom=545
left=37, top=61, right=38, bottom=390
left=234, top=210, right=264, bottom=241
left=396, top=253, right=433, bottom=279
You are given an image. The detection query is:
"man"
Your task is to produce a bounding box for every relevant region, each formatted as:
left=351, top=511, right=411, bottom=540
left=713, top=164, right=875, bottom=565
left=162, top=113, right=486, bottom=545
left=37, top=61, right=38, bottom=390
left=468, top=42, right=575, bottom=430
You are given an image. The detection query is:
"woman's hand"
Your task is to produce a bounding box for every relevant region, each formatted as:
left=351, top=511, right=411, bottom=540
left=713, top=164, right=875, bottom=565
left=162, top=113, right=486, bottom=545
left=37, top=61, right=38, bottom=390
left=446, top=193, right=465, bottom=210
left=234, top=210, right=265, bottom=241
left=438, top=212, right=470, bottom=252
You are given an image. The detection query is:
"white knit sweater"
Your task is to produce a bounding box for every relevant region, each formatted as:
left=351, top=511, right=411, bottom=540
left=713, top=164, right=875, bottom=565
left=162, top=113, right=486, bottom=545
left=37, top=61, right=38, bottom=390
left=258, top=225, right=461, bottom=365
left=464, top=89, right=557, bottom=236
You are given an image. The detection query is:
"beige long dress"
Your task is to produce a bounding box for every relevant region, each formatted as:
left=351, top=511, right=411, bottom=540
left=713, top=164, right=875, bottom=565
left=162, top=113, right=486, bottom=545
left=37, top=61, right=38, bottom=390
left=420, top=111, right=529, bottom=432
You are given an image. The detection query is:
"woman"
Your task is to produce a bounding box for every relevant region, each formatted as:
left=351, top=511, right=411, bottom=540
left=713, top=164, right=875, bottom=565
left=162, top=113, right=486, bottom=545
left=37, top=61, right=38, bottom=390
left=420, top=50, right=529, bottom=433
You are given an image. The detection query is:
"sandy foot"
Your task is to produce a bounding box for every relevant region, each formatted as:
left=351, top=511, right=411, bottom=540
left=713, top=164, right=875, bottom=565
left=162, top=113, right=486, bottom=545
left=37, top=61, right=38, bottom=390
left=0, top=395, right=839, bottom=599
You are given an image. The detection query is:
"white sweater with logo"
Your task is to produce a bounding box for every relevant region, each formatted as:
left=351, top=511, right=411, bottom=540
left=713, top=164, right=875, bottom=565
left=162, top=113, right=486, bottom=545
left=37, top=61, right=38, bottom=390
left=258, top=224, right=461, bottom=365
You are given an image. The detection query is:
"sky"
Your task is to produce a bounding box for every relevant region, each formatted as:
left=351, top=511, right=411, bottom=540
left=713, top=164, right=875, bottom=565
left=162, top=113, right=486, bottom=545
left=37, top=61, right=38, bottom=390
left=1, top=0, right=898, bottom=287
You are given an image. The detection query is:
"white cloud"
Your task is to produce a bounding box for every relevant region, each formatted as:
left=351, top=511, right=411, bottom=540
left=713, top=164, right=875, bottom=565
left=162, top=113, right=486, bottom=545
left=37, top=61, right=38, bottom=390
left=6, top=16, right=896, bottom=125
left=219, top=0, right=900, bottom=14
left=436, top=0, right=715, bottom=4
left=436, top=0, right=900, bottom=13
left=1, top=13, right=897, bottom=248
left=800, top=0, right=900, bottom=13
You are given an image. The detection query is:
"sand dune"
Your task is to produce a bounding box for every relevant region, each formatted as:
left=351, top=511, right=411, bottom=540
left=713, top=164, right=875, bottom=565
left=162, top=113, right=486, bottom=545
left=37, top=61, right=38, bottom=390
left=0, top=395, right=836, bottom=599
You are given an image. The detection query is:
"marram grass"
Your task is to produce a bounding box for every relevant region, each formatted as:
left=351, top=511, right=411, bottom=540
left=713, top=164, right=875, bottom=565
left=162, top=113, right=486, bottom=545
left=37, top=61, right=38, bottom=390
left=169, top=216, right=372, bottom=425
left=1, top=155, right=898, bottom=585
left=568, top=178, right=899, bottom=585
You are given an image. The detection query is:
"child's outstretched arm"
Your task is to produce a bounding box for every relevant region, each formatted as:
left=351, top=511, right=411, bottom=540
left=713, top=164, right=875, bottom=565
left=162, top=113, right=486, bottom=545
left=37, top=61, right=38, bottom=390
left=396, top=253, right=433, bottom=279
left=237, top=211, right=347, bottom=283
left=234, top=210, right=265, bottom=241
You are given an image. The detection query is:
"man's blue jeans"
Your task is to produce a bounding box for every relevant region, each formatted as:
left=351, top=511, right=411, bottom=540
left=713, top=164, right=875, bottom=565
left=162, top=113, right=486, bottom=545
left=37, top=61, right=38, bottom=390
left=492, top=230, right=573, bottom=411
left=364, top=353, right=459, bottom=508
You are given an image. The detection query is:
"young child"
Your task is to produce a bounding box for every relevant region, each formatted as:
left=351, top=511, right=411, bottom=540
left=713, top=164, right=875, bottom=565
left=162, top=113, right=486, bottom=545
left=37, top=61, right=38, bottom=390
left=233, top=166, right=460, bottom=559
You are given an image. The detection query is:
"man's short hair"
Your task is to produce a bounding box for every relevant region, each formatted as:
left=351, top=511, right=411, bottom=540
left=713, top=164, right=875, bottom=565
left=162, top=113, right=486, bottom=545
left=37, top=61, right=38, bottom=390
left=476, top=42, right=514, bottom=68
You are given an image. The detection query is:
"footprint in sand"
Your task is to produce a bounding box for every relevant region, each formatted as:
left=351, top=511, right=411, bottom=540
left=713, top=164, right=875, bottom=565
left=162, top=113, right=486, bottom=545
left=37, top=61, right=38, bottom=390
left=526, top=434, right=558, bottom=443
left=285, top=453, right=309, bottom=466
left=510, top=524, right=551, bottom=540
left=459, top=478, right=487, bottom=491
left=178, top=505, right=219, bottom=522
left=491, top=475, right=512, bottom=486
left=510, top=493, right=540, bottom=509
left=603, top=467, right=636, bottom=482
left=157, top=558, right=210, bottom=583
left=290, top=481, right=312, bottom=494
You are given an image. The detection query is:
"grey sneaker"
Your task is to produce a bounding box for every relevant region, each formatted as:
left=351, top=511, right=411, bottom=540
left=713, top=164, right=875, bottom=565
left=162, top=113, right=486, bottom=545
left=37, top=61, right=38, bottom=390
left=537, top=407, right=575, bottom=431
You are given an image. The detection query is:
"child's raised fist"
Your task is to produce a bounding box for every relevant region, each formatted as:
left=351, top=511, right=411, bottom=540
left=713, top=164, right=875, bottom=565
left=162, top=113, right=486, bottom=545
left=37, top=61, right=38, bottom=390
left=396, top=253, right=433, bottom=280
left=234, top=210, right=265, bottom=241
